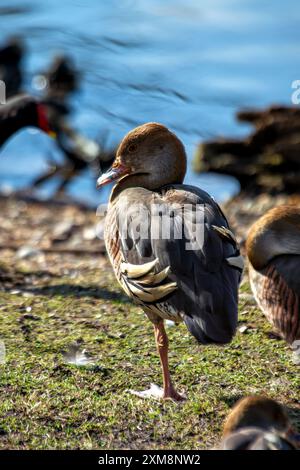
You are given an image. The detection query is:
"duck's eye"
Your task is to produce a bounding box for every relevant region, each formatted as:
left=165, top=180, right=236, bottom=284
left=128, top=143, right=137, bottom=153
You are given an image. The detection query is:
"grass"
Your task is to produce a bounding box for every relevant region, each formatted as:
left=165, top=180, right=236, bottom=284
left=0, top=258, right=299, bottom=450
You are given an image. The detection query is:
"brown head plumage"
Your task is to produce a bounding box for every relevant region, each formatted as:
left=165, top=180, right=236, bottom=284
left=223, top=396, right=291, bottom=437
left=116, top=122, right=187, bottom=183
left=96, top=123, right=187, bottom=198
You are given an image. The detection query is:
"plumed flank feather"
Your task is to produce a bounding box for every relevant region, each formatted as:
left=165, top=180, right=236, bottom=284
left=124, top=277, right=177, bottom=303
left=212, top=225, right=237, bottom=245
left=120, top=259, right=177, bottom=303
left=138, top=266, right=171, bottom=285
left=120, top=258, right=158, bottom=279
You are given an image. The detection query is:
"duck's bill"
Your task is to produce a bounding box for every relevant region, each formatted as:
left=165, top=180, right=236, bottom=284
left=96, top=163, right=129, bottom=188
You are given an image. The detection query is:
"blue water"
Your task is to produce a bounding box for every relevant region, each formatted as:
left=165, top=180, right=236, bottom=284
left=0, top=0, right=299, bottom=206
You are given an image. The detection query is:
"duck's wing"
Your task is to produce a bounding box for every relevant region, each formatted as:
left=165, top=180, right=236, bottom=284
left=258, top=255, right=300, bottom=343
left=220, top=427, right=296, bottom=450
left=113, top=185, right=242, bottom=344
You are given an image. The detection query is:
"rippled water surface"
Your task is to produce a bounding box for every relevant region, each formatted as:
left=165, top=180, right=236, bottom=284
left=1, top=0, right=299, bottom=205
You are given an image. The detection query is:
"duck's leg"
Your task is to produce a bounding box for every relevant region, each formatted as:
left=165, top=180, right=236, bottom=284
left=129, top=320, right=186, bottom=401
left=154, top=320, right=186, bottom=402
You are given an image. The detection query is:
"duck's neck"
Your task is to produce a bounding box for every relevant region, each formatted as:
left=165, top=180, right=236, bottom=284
left=110, top=172, right=173, bottom=203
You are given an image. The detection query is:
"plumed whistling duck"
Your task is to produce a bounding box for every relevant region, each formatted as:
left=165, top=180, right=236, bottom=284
left=0, top=94, right=54, bottom=148
left=96, top=123, right=243, bottom=401
left=246, top=205, right=300, bottom=344
left=220, top=396, right=299, bottom=450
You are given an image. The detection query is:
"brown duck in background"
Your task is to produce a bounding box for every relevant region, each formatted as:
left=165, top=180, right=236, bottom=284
left=246, top=205, right=300, bottom=344
left=220, top=396, right=299, bottom=450
left=96, top=123, right=243, bottom=401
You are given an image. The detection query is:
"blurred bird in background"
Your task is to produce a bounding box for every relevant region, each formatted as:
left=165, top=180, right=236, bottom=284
left=246, top=206, right=300, bottom=344
left=220, top=396, right=299, bottom=450
left=0, top=36, right=25, bottom=99
left=32, top=54, right=116, bottom=196
left=0, top=41, right=116, bottom=197
left=0, top=94, right=54, bottom=148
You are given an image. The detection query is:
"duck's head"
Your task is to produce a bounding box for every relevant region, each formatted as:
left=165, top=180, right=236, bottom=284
left=223, top=395, right=298, bottom=437
left=96, top=123, right=187, bottom=192
left=223, top=396, right=300, bottom=448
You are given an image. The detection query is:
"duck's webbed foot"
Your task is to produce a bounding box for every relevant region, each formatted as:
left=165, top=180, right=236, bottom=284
left=129, top=383, right=164, bottom=400
left=163, top=386, right=186, bottom=402
left=129, top=320, right=186, bottom=402
left=129, top=383, right=186, bottom=402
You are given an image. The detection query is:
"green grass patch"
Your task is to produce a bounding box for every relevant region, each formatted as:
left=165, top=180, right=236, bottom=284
left=0, top=266, right=299, bottom=449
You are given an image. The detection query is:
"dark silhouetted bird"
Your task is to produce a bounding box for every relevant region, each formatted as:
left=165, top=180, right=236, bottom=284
left=0, top=37, right=25, bottom=98
left=31, top=55, right=115, bottom=194
left=0, top=94, right=54, bottom=148
left=40, top=54, right=79, bottom=100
